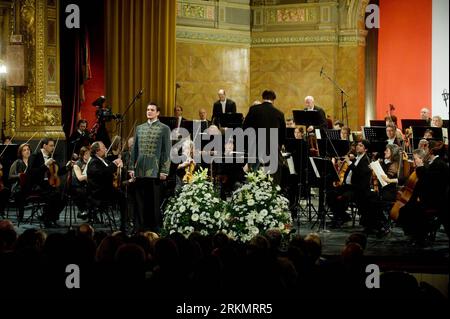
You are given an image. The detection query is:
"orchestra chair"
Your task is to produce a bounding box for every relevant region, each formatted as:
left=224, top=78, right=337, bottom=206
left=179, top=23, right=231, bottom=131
left=18, top=193, right=46, bottom=228
left=349, top=201, right=359, bottom=227
left=5, top=196, right=19, bottom=220
left=63, top=192, right=78, bottom=229
left=62, top=173, right=78, bottom=229
left=424, top=210, right=441, bottom=242
left=87, top=196, right=118, bottom=232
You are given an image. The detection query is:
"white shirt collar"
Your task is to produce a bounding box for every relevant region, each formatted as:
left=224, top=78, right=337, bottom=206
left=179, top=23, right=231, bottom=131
left=96, top=155, right=109, bottom=166
left=41, top=149, right=50, bottom=159
left=147, top=119, right=158, bottom=125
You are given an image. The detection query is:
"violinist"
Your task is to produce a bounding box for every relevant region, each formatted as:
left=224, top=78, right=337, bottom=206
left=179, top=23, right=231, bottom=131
left=384, top=115, right=403, bottom=141
left=294, top=127, right=304, bottom=140
left=176, top=138, right=196, bottom=189
left=86, top=141, right=127, bottom=231
left=386, top=124, right=403, bottom=147
left=363, top=144, right=401, bottom=236
left=72, top=146, right=91, bottom=219
left=327, top=140, right=372, bottom=227
left=8, top=143, right=31, bottom=221
left=28, top=138, right=72, bottom=227
left=397, top=149, right=442, bottom=242
left=340, top=126, right=351, bottom=141
left=68, top=119, right=91, bottom=156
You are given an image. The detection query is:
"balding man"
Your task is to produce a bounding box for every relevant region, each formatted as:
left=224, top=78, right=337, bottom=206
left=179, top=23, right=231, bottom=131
left=212, top=89, right=236, bottom=127
left=420, top=107, right=431, bottom=125
left=198, top=107, right=211, bottom=128
left=304, top=96, right=327, bottom=132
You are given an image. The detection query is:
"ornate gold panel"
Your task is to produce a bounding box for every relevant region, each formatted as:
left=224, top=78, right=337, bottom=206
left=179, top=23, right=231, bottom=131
left=5, top=0, right=62, bottom=139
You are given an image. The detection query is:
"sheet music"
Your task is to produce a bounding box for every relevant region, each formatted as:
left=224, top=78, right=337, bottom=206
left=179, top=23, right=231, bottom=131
left=315, top=128, right=321, bottom=139
left=309, top=157, right=320, bottom=178
left=443, top=128, right=448, bottom=145
left=369, top=161, right=388, bottom=187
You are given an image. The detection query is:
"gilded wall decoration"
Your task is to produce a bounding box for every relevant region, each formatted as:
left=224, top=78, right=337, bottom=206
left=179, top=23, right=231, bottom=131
left=178, top=3, right=215, bottom=20
left=9, top=0, right=62, bottom=138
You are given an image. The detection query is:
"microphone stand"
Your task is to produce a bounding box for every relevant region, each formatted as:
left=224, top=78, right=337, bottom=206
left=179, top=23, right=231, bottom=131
left=321, top=69, right=350, bottom=126
left=116, top=90, right=143, bottom=148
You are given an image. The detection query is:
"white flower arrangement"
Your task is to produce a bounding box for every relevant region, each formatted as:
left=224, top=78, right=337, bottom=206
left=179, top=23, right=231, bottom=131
left=163, top=168, right=228, bottom=237
left=225, top=169, right=293, bottom=242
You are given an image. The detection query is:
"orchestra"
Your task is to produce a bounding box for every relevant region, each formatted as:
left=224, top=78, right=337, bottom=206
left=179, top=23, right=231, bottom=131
left=0, top=90, right=447, bottom=244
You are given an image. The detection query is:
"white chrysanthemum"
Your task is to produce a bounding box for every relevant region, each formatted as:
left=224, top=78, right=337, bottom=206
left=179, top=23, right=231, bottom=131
left=191, top=213, right=199, bottom=221
left=247, top=199, right=255, bottom=206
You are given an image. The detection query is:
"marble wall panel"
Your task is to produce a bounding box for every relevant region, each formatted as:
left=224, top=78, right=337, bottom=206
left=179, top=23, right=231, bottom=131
left=176, top=42, right=250, bottom=120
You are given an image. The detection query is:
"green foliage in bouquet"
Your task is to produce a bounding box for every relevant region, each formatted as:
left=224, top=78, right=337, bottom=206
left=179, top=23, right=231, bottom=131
left=225, top=169, right=293, bottom=242
left=163, top=168, right=228, bottom=237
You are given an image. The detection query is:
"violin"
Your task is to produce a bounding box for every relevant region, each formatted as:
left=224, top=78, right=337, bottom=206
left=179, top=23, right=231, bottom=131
left=89, top=123, right=100, bottom=140
left=48, top=162, right=60, bottom=187
left=308, top=132, right=320, bottom=157
left=183, top=160, right=195, bottom=184
left=334, top=156, right=351, bottom=187
left=48, top=137, right=61, bottom=187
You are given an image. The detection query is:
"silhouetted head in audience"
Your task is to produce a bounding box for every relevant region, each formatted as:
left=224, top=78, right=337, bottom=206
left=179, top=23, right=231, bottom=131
left=15, top=228, right=47, bottom=254
left=78, top=223, right=94, bottom=239
left=379, top=271, right=421, bottom=299
left=304, top=232, right=322, bottom=265
left=345, top=233, right=367, bottom=250
left=341, top=242, right=364, bottom=271
left=0, top=220, right=17, bottom=252
left=154, top=238, right=180, bottom=270
left=96, top=235, right=125, bottom=264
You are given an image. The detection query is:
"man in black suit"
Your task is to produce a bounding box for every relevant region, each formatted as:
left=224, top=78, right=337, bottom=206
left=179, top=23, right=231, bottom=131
left=68, top=119, right=91, bottom=158
left=27, top=138, right=72, bottom=227
left=327, top=140, right=372, bottom=227
left=86, top=141, right=127, bottom=231
left=243, top=90, right=286, bottom=184
left=212, top=89, right=237, bottom=127
left=304, top=96, right=328, bottom=132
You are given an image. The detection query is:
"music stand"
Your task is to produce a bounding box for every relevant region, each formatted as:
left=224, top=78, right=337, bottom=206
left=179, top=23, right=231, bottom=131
left=363, top=126, right=386, bottom=142
left=323, top=129, right=341, bottom=140
left=411, top=126, right=444, bottom=149
left=286, top=128, right=295, bottom=139
left=401, top=119, right=428, bottom=131
left=317, top=139, right=350, bottom=158
left=284, top=138, right=313, bottom=226
left=218, top=113, right=243, bottom=128
left=293, top=110, right=322, bottom=128
left=159, top=116, right=178, bottom=130
left=370, top=120, right=386, bottom=127
left=309, top=157, right=339, bottom=231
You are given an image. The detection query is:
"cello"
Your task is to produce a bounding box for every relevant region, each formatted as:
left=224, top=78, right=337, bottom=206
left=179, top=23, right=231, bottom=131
left=389, top=171, right=418, bottom=221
